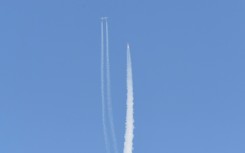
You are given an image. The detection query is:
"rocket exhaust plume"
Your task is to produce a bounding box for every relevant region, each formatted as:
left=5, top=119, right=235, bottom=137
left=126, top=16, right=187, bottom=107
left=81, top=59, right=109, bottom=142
left=101, top=17, right=118, bottom=153
left=123, top=44, right=135, bottom=153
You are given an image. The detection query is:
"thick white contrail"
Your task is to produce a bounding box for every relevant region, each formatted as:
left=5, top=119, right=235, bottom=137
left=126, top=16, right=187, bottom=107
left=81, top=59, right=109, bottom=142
left=101, top=19, right=110, bottom=153
left=123, top=44, right=134, bottom=153
left=105, top=19, right=119, bottom=153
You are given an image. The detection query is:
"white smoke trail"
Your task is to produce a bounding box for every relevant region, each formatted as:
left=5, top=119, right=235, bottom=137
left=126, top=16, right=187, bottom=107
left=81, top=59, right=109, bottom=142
left=105, top=19, right=119, bottom=153
left=123, top=44, right=134, bottom=153
left=101, top=19, right=110, bottom=153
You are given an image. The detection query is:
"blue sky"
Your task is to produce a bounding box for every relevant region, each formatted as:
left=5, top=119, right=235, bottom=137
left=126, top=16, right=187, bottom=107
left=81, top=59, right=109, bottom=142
left=0, top=0, right=245, bottom=153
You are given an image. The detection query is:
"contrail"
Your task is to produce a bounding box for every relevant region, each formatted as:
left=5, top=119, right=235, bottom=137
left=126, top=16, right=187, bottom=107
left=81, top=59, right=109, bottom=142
left=105, top=19, right=119, bottom=153
left=123, top=44, right=134, bottom=153
left=101, top=17, right=118, bottom=153
left=101, top=18, right=110, bottom=153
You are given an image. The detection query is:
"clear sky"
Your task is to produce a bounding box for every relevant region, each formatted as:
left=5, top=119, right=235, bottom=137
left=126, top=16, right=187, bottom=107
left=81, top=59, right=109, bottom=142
left=0, top=0, right=245, bottom=153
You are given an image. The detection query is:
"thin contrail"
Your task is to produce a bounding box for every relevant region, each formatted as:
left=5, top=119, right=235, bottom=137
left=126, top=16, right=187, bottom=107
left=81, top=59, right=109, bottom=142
left=105, top=19, right=119, bottom=153
left=123, top=44, right=134, bottom=153
left=101, top=19, right=110, bottom=153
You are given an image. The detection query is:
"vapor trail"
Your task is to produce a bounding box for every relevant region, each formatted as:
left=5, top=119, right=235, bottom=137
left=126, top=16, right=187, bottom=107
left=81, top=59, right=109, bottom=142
left=101, top=19, right=110, bottom=153
left=105, top=19, right=119, bottom=153
left=123, top=44, right=134, bottom=153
